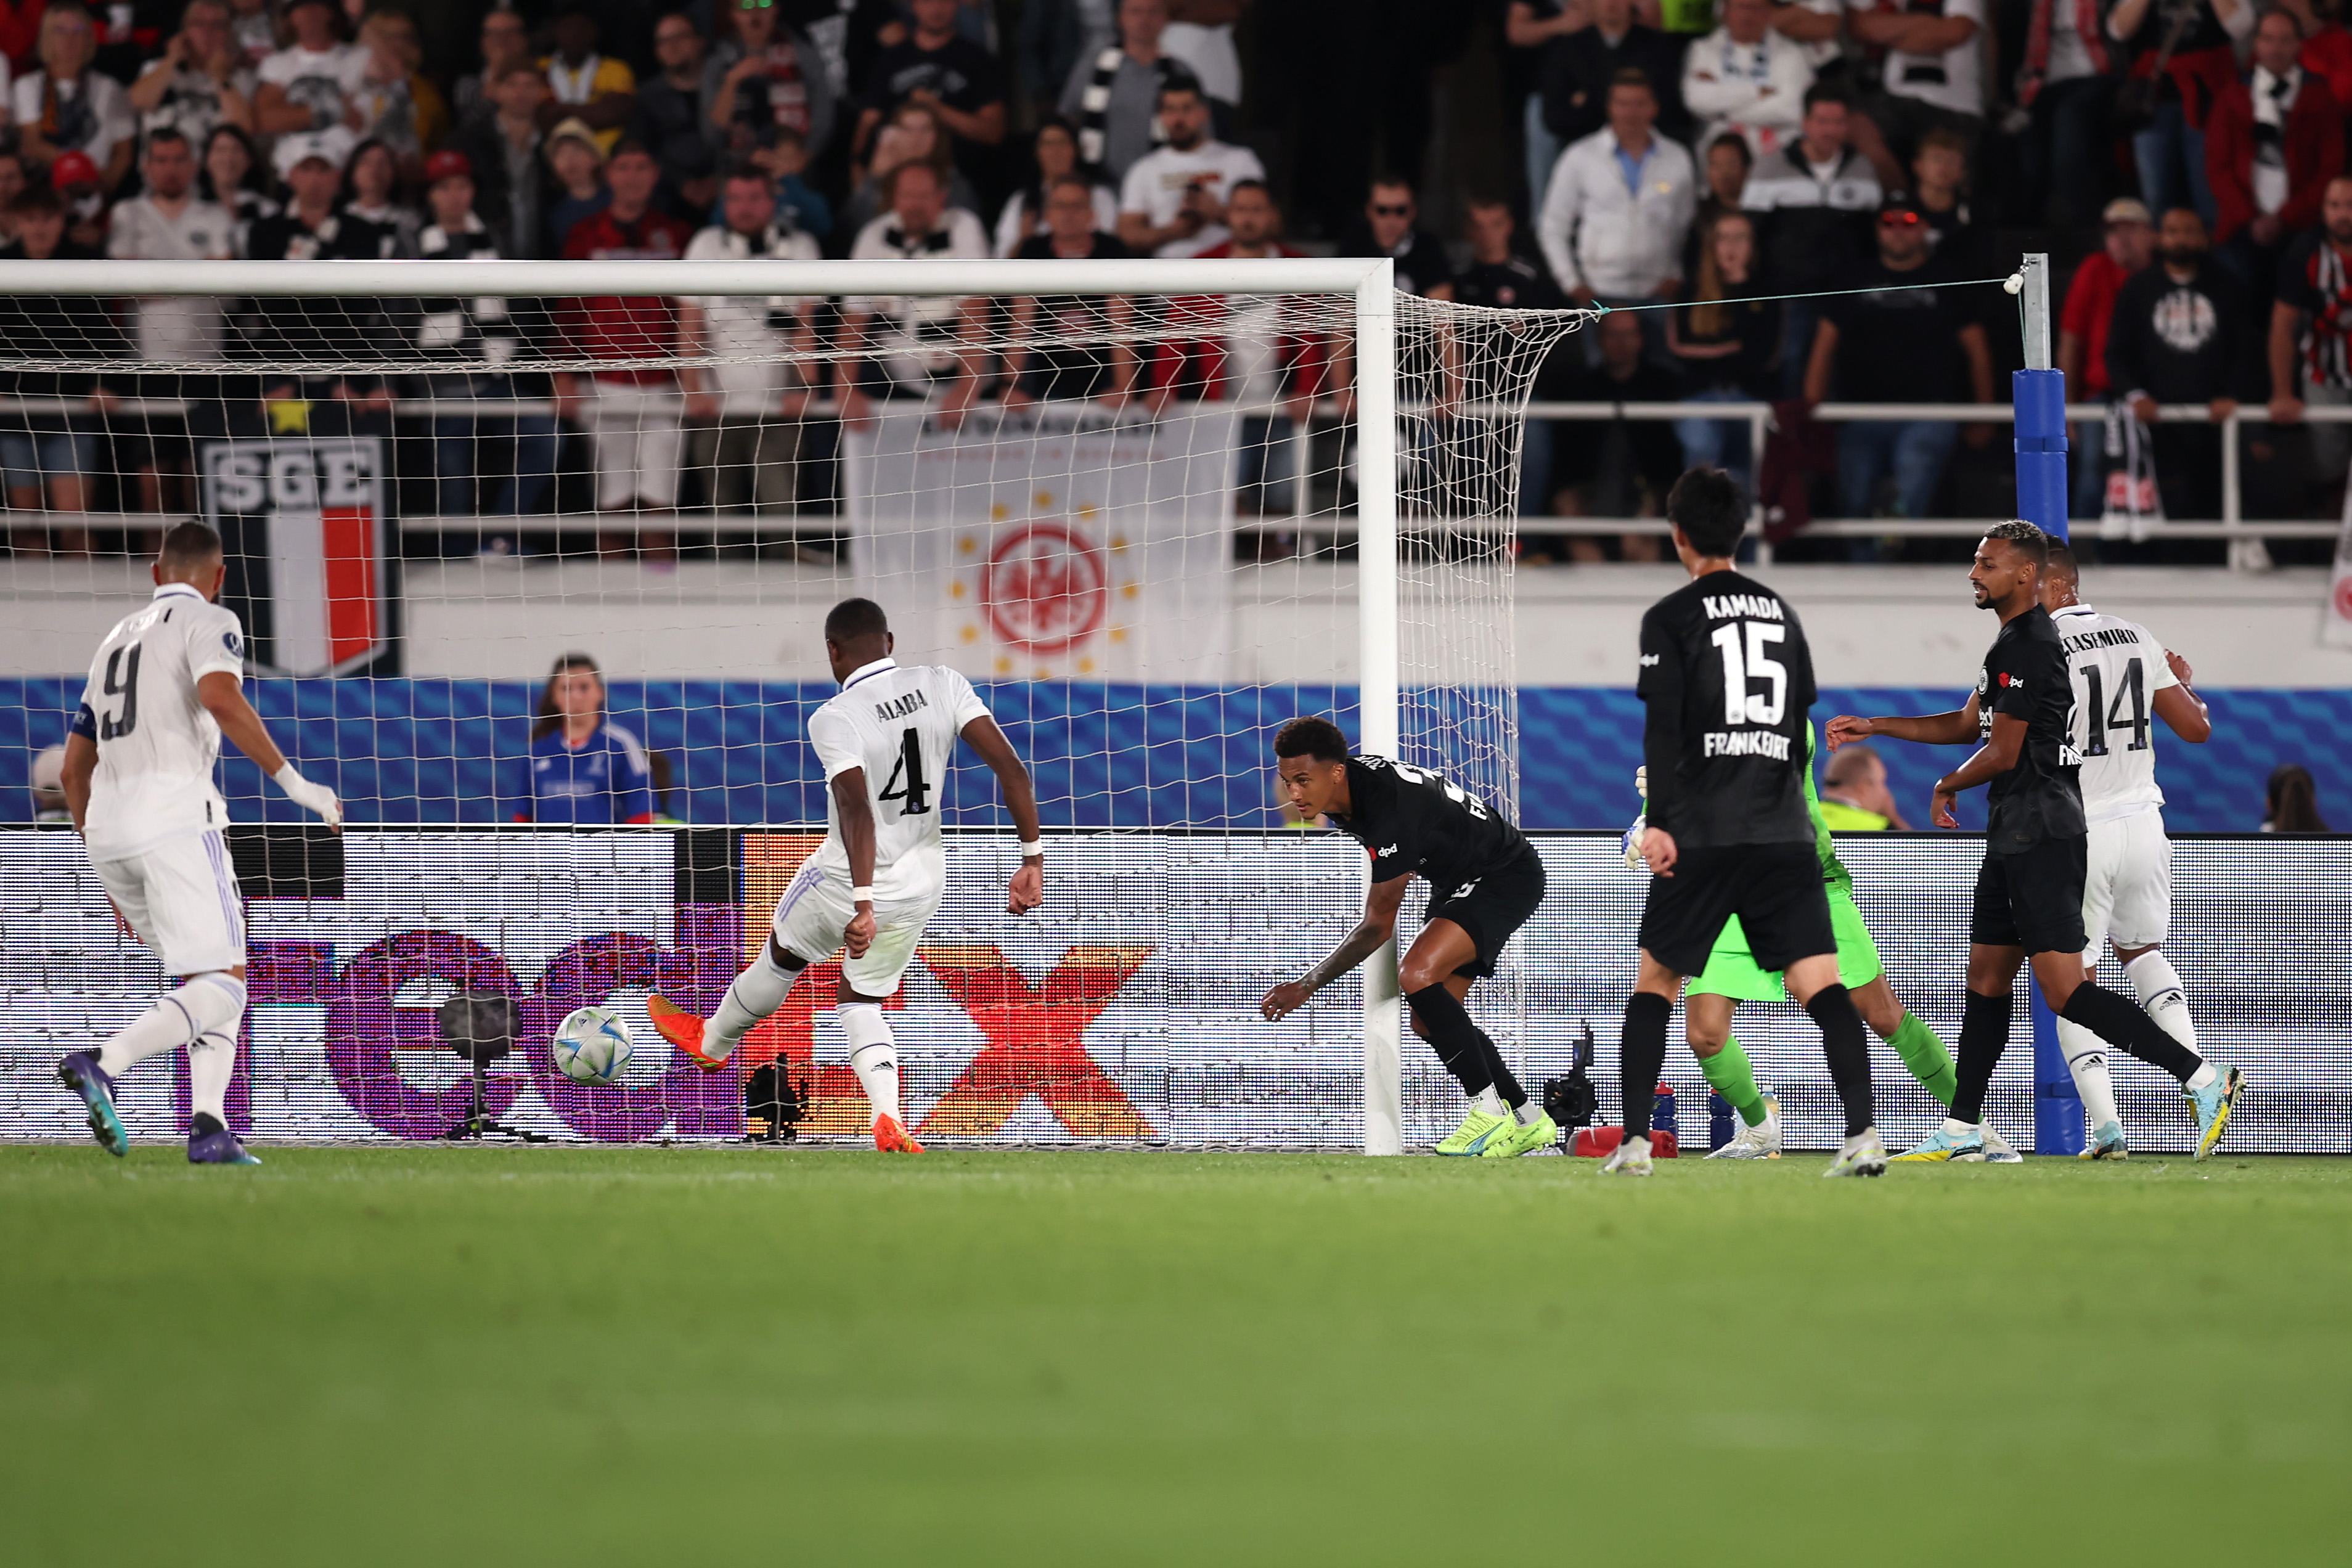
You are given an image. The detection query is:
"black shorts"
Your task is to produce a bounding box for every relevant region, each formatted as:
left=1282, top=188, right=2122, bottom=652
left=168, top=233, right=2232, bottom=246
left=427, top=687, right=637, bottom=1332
left=1639, top=841, right=1836, bottom=978
left=1423, top=844, right=1546, bottom=979
left=1969, top=836, right=2089, bottom=955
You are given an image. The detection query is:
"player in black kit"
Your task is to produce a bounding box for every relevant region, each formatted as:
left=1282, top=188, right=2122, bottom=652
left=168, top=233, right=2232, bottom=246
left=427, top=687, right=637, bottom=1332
left=1828, top=521, right=2244, bottom=1161
left=1259, top=717, right=1558, bottom=1158
left=1623, top=467, right=1886, bottom=1177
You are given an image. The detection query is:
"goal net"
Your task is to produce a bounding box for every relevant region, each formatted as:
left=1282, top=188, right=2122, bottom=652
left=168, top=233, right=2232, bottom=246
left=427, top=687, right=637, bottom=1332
left=0, top=258, right=1583, bottom=1151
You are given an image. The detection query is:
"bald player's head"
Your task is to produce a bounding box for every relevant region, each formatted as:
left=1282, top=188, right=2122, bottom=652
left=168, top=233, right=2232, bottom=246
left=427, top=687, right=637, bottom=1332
left=2040, top=537, right=2081, bottom=612
left=1823, top=745, right=1884, bottom=790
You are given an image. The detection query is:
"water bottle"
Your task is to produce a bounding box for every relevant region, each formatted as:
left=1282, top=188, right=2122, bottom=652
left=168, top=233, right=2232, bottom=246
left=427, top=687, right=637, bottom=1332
left=1709, top=1090, right=1734, bottom=1151
left=1652, top=1081, right=1678, bottom=1139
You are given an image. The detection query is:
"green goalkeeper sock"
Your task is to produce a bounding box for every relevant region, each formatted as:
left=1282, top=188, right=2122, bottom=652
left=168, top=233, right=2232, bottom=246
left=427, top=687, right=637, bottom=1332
left=1699, top=1035, right=1770, bottom=1127
left=1889, top=1010, right=1958, bottom=1107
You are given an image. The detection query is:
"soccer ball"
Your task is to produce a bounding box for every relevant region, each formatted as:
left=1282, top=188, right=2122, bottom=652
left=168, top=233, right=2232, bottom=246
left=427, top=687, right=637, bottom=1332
left=552, top=1005, right=634, bottom=1087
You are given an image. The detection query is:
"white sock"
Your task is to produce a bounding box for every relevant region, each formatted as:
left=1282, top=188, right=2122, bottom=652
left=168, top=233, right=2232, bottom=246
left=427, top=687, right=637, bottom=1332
left=1471, top=1086, right=1505, bottom=1117
left=1514, top=1100, right=1544, bottom=1125
left=187, top=1026, right=239, bottom=1122
left=2125, top=950, right=2202, bottom=1057
left=2056, top=1016, right=2122, bottom=1131
left=706, top=947, right=804, bottom=1060
left=98, top=973, right=246, bottom=1076
left=839, top=1002, right=899, bottom=1125
left=1943, top=1116, right=1980, bottom=1135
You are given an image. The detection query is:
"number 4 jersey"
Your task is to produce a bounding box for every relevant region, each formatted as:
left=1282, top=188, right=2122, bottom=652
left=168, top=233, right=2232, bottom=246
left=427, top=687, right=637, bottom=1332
left=2051, top=602, right=2178, bottom=824
left=71, top=581, right=248, bottom=862
left=806, top=657, right=992, bottom=901
left=1637, top=570, right=1819, bottom=847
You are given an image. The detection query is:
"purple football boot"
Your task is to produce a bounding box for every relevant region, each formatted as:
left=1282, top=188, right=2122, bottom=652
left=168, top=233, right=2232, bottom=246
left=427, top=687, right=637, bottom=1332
left=57, top=1050, right=127, bottom=1157
left=187, top=1113, right=261, bottom=1166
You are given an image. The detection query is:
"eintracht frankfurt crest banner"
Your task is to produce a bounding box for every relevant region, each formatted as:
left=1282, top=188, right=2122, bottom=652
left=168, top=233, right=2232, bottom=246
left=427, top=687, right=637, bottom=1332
left=844, top=405, right=1239, bottom=680
left=200, top=436, right=392, bottom=676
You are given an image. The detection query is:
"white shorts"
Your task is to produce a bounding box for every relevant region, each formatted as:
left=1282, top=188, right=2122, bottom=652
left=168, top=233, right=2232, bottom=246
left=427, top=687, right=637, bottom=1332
left=2081, top=809, right=2171, bottom=957
left=770, top=856, right=942, bottom=997
left=94, top=830, right=247, bottom=976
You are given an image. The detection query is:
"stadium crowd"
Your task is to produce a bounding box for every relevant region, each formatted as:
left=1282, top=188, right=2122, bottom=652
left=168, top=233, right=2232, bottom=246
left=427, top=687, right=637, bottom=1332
left=0, top=0, right=2346, bottom=563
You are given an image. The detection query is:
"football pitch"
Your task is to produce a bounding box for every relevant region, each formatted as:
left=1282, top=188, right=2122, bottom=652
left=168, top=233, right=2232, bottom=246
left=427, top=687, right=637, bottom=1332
left=5, top=1146, right=2346, bottom=1565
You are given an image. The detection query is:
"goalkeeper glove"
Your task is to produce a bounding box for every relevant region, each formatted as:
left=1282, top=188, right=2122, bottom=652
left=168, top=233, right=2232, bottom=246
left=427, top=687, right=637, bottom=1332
left=1634, top=764, right=1646, bottom=799
left=1622, top=812, right=1646, bottom=868
left=274, top=763, right=343, bottom=828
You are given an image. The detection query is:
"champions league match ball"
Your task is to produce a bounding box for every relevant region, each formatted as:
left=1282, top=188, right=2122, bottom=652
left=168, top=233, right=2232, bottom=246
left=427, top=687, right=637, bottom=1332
left=552, top=1005, right=635, bottom=1087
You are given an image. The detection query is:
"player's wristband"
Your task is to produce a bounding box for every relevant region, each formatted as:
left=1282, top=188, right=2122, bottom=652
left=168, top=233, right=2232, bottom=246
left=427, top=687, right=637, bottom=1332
left=1019, top=839, right=1044, bottom=859
left=272, top=762, right=308, bottom=792
left=852, top=886, right=875, bottom=904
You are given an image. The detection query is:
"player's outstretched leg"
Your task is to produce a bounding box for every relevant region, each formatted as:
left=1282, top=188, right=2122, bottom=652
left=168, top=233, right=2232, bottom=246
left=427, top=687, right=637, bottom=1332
left=841, top=999, right=923, bottom=1154
left=2056, top=1016, right=2129, bottom=1158
left=57, top=970, right=250, bottom=1159
left=57, top=1051, right=126, bottom=1157
left=650, top=937, right=807, bottom=1071
left=1410, top=984, right=1525, bottom=1156
left=1604, top=990, right=1674, bottom=1175
left=2055, top=979, right=2243, bottom=1161
left=1700, top=1037, right=1781, bottom=1159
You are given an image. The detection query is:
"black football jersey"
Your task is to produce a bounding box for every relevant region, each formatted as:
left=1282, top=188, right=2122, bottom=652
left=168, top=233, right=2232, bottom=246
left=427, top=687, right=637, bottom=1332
left=1978, top=605, right=2088, bottom=852
left=1636, top=570, right=1818, bottom=847
left=1325, top=756, right=1532, bottom=896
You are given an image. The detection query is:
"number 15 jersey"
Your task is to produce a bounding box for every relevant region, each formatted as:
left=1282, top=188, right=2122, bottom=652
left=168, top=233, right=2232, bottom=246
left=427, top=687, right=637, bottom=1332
left=1636, top=570, right=1818, bottom=848
left=2050, top=602, right=2179, bottom=825
left=806, top=657, right=992, bottom=901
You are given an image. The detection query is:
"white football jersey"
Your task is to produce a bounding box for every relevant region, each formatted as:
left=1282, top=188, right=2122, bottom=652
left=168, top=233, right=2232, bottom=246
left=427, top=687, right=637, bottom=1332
left=74, top=582, right=247, bottom=861
left=807, top=658, right=992, bottom=900
left=2051, top=602, right=2180, bottom=825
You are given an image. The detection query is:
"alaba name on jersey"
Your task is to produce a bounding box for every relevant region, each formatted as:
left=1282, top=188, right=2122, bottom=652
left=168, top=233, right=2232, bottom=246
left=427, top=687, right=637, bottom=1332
left=2051, top=602, right=2181, bottom=823
left=807, top=658, right=992, bottom=900
left=71, top=582, right=247, bottom=862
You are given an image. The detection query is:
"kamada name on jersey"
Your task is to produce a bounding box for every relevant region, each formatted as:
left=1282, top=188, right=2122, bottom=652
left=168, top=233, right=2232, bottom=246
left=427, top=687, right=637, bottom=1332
left=1704, top=729, right=1792, bottom=760
left=873, top=688, right=931, bottom=722
left=1701, top=594, right=1784, bottom=622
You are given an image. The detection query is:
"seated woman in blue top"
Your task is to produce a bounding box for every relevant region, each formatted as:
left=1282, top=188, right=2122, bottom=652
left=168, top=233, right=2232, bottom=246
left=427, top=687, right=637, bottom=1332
left=518, top=652, right=655, bottom=825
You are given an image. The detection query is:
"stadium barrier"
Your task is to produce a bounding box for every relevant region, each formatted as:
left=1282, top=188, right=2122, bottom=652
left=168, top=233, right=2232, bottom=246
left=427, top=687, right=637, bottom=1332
left=4, top=827, right=2343, bottom=1154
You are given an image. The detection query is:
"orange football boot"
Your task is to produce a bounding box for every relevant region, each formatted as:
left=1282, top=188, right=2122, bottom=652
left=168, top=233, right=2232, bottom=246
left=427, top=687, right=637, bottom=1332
left=647, top=994, right=727, bottom=1072
left=873, top=1113, right=925, bottom=1154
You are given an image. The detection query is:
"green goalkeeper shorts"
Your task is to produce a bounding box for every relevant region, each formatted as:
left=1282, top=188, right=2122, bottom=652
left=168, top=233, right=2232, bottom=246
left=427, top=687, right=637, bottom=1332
left=1687, top=883, right=1884, bottom=1001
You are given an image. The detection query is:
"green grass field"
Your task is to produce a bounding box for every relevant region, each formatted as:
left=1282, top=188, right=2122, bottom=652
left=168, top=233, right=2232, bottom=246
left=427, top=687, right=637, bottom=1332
left=5, top=1145, right=2347, bottom=1565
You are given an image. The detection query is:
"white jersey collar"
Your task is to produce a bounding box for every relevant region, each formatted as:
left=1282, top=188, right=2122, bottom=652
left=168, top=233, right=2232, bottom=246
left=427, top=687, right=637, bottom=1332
left=2052, top=601, right=2096, bottom=619
left=841, top=655, right=898, bottom=690
left=152, top=582, right=204, bottom=603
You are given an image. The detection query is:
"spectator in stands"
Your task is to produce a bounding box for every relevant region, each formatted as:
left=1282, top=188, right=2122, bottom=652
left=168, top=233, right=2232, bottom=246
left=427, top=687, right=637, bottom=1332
left=2208, top=7, right=2343, bottom=313
left=238, top=133, right=394, bottom=425
left=197, top=122, right=274, bottom=251
left=840, top=160, right=989, bottom=427
left=1552, top=308, right=1683, bottom=561
left=335, top=137, right=418, bottom=258
left=540, top=2, right=636, bottom=160
left=843, top=99, right=981, bottom=235
left=1509, top=0, right=1581, bottom=211
left=1162, top=0, right=1244, bottom=116
left=2263, top=761, right=2331, bottom=830
left=349, top=9, right=448, bottom=174
left=1441, top=196, right=1567, bottom=513
left=411, top=149, right=558, bottom=532
left=1805, top=195, right=1995, bottom=526
left=555, top=140, right=696, bottom=536
left=17, top=3, right=137, bottom=193
left=0, top=184, right=123, bottom=553
left=1061, top=0, right=1189, bottom=183
left=1540, top=0, right=1689, bottom=152
left=1667, top=210, right=1779, bottom=488
left=705, top=0, right=836, bottom=169
left=128, top=0, right=256, bottom=149
left=2110, top=0, right=2255, bottom=227
left=1696, top=130, right=1753, bottom=237
left=1017, top=0, right=1113, bottom=124
left=519, top=654, right=656, bottom=827
left=454, top=7, right=531, bottom=126
left=1848, top=0, right=1984, bottom=184
left=1819, top=744, right=1909, bottom=828
left=1911, top=128, right=1985, bottom=272
left=854, top=0, right=1007, bottom=184
left=994, top=115, right=1118, bottom=255
left=1538, top=68, right=1696, bottom=333
left=1117, top=78, right=1262, bottom=256
left=2105, top=205, right=2263, bottom=521
left=254, top=0, right=365, bottom=157
left=1683, top=0, right=1813, bottom=161
left=2018, top=0, right=2121, bottom=231
left=1335, top=176, right=1451, bottom=298
left=1742, top=84, right=1879, bottom=396
left=0, top=151, right=27, bottom=242
left=52, top=149, right=110, bottom=251
left=453, top=61, right=550, bottom=258
left=544, top=116, right=611, bottom=255
left=227, top=0, right=274, bottom=72
left=2269, top=175, right=2352, bottom=487
left=636, top=10, right=717, bottom=214
left=680, top=165, right=819, bottom=517
left=1005, top=173, right=1136, bottom=407
left=762, top=126, right=833, bottom=240
left=2284, top=0, right=2352, bottom=103
left=2060, top=197, right=2157, bottom=512
left=109, top=126, right=233, bottom=513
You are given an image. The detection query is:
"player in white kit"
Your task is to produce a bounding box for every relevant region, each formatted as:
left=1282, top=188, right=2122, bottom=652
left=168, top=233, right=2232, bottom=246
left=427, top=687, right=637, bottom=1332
left=646, top=598, right=1045, bottom=1153
left=2041, top=541, right=2238, bottom=1159
left=54, top=523, right=344, bottom=1164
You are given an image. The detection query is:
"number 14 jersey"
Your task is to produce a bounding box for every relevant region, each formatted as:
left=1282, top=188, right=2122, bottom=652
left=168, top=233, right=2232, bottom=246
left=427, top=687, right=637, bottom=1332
left=2051, top=602, right=2178, bottom=824
left=806, top=657, right=992, bottom=901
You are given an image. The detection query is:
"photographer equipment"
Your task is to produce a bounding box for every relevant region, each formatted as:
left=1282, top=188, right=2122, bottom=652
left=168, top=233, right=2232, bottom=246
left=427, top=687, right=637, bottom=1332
left=436, top=992, right=546, bottom=1142
left=745, top=1060, right=806, bottom=1144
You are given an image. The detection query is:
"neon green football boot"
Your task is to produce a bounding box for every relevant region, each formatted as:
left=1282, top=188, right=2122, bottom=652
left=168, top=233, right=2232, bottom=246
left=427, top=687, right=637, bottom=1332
left=1479, top=1109, right=1560, bottom=1158
left=1435, top=1106, right=1513, bottom=1156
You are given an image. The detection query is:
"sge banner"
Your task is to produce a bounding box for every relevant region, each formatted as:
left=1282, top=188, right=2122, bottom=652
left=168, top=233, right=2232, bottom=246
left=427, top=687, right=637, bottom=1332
left=0, top=830, right=2344, bottom=1152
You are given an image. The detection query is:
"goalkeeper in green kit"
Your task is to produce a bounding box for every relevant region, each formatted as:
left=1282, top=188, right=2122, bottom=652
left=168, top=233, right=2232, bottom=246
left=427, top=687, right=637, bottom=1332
left=1624, top=723, right=1982, bottom=1158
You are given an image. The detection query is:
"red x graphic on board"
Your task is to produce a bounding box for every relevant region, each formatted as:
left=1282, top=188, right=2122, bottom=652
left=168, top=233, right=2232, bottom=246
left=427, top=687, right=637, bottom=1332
left=914, top=944, right=1156, bottom=1139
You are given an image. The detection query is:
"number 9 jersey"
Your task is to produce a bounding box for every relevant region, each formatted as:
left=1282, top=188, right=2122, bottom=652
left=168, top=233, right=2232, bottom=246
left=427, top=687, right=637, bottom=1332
left=806, top=657, right=993, bottom=902
left=71, top=582, right=248, bottom=862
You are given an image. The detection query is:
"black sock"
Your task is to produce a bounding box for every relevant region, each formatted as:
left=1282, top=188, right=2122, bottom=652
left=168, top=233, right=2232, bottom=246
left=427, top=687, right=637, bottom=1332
left=1803, top=982, right=1876, bottom=1138
left=1406, top=984, right=1494, bottom=1100
left=1476, top=1034, right=1529, bottom=1111
left=2060, top=981, right=2203, bottom=1082
left=1951, top=989, right=2012, bottom=1124
left=1620, top=991, right=1672, bottom=1138
left=190, top=1111, right=224, bottom=1138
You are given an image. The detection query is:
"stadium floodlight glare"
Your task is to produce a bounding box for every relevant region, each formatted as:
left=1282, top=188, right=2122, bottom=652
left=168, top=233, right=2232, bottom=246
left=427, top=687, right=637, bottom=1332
left=1, top=258, right=1585, bottom=1154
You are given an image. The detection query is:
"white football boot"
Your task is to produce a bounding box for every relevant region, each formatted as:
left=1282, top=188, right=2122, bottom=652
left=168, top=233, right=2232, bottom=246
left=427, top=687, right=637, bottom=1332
left=1705, top=1093, right=1782, bottom=1159
left=1600, top=1133, right=1654, bottom=1177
